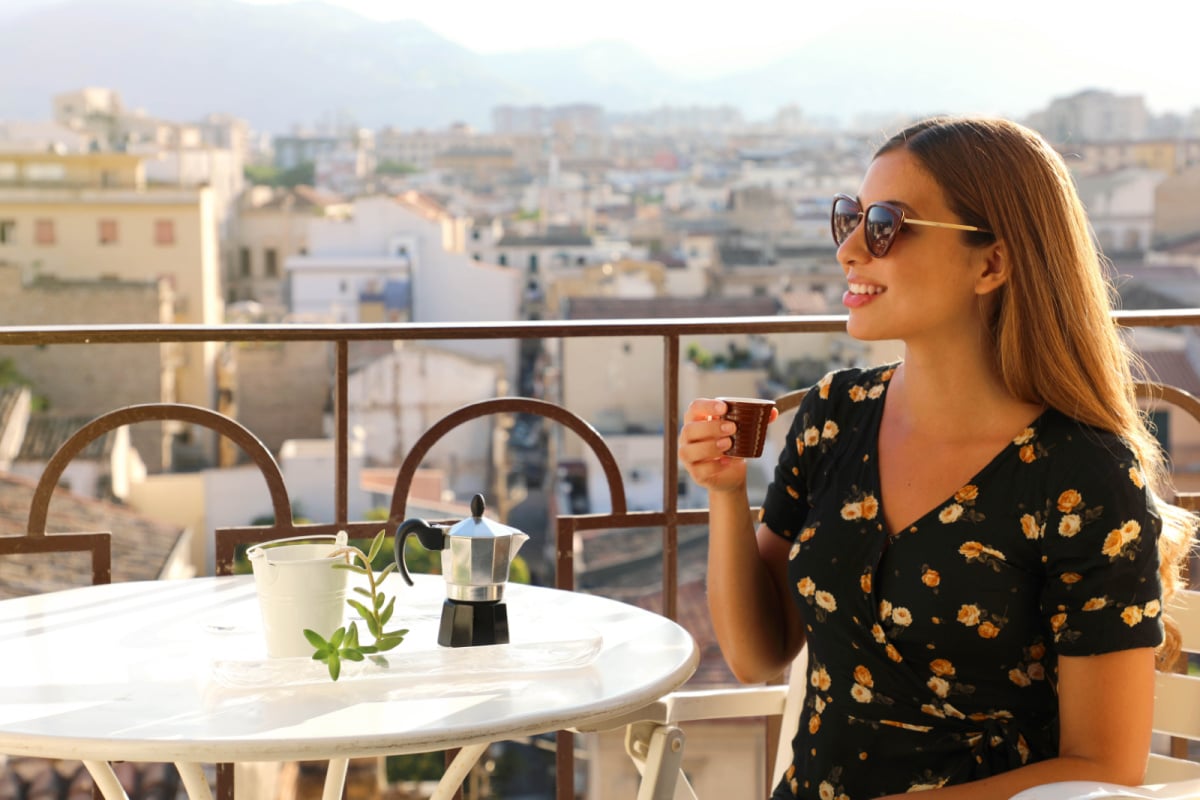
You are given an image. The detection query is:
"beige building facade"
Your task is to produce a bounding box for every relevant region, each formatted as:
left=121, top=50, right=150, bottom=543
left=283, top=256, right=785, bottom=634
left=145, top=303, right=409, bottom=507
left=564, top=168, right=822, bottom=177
left=1154, top=164, right=1200, bottom=245
left=0, top=265, right=175, bottom=471
left=0, top=150, right=223, bottom=467
left=226, top=185, right=350, bottom=311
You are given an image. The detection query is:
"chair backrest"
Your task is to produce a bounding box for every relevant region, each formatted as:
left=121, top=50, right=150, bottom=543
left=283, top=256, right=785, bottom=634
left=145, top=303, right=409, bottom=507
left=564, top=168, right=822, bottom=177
left=770, top=644, right=809, bottom=787
left=1146, top=588, right=1200, bottom=783
left=0, top=532, right=111, bottom=593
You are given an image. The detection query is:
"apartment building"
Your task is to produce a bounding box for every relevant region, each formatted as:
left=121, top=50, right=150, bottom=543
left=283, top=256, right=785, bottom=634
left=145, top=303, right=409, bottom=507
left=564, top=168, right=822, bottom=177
left=492, top=104, right=604, bottom=137
left=0, top=265, right=176, bottom=471
left=1028, top=88, right=1150, bottom=143
left=1074, top=167, right=1166, bottom=255
left=0, top=150, right=222, bottom=467
left=52, top=88, right=248, bottom=233
left=1155, top=164, right=1200, bottom=245
left=285, top=192, right=520, bottom=382
left=375, top=123, right=476, bottom=172
left=1063, top=138, right=1200, bottom=177
left=226, top=184, right=350, bottom=311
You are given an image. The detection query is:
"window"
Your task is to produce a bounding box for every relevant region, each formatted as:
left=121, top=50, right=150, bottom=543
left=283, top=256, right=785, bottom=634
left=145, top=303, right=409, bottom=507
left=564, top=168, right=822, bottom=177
left=25, top=163, right=65, bottom=182
left=238, top=247, right=251, bottom=277
left=34, top=219, right=55, bottom=245
left=98, top=219, right=118, bottom=245
left=154, top=219, right=175, bottom=246
left=0, top=220, right=14, bottom=244
left=263, top=248, right=278, bottom=278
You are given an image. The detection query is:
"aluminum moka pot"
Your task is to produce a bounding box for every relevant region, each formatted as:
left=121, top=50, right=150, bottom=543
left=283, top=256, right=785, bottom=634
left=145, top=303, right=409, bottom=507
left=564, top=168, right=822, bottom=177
left=395, top=494, right=529, bottom=603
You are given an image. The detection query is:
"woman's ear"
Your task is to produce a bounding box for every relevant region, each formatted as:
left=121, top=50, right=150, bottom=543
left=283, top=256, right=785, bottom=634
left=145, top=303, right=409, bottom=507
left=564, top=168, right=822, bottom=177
left=975, top=241, right=1008, bottom=296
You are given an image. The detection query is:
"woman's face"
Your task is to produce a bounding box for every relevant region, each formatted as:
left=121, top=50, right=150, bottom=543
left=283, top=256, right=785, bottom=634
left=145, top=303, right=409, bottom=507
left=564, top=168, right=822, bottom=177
left=836, top=148, right=997, bottom=347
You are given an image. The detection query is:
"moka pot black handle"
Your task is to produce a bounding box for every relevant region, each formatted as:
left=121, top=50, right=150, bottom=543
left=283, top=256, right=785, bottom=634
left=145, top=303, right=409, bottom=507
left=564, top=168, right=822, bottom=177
left=395, top=518, right=446, bottom=586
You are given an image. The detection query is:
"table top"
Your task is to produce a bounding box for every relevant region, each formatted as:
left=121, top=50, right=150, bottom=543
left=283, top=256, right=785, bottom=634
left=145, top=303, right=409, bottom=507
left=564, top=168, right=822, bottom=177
left=0, top=574, right=698, bottom=764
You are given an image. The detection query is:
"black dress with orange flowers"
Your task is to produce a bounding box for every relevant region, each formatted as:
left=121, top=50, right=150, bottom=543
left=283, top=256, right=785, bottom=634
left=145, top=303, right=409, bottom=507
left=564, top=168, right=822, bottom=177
left=761, top=363, right=1164, bottom=799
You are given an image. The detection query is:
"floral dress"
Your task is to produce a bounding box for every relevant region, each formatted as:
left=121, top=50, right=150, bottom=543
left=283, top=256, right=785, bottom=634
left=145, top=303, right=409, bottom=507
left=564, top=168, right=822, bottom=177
left=760, top=364, right=1164, bottom=799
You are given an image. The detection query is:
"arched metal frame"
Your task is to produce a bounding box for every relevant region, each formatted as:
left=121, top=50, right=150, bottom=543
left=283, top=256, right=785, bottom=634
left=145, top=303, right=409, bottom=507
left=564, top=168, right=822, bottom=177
left=389, top=396, right=628, bottom=523
left=27, top=403, right=291, bottom=536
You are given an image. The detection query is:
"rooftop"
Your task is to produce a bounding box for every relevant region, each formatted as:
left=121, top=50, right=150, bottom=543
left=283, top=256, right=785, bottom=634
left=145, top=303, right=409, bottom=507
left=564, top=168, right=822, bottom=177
left=0, top=474, right=186, bottom=600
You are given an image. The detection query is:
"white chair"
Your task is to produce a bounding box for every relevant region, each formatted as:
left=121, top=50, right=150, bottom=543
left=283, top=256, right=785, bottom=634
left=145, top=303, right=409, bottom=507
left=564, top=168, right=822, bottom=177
left=621, top=589, right=1200, bottom=800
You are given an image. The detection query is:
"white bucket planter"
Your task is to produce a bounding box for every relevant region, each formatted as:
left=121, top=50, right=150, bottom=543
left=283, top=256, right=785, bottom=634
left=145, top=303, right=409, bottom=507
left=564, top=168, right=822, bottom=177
left=247, top=531, right=349, bottom=658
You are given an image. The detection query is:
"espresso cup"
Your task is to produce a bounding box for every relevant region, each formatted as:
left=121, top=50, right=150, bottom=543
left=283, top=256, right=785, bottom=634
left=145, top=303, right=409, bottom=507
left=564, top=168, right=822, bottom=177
left=716, top=396, right=775, bottom=458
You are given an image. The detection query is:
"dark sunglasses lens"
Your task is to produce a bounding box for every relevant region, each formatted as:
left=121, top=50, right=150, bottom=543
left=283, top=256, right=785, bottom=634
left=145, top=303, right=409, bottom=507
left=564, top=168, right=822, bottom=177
left=864, top=205, right=900, bottom=257
left=831, top=198, right=860, bottom=246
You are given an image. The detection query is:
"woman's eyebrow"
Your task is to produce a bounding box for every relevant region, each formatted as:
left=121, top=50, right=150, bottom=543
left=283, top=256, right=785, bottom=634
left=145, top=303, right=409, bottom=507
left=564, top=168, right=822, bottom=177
left=884, top=199, right=919, bottom=214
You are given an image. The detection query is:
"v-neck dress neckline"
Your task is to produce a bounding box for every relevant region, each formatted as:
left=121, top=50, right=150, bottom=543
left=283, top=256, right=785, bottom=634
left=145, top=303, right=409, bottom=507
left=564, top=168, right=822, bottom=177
left=865, top=375, right=1053, bottom=539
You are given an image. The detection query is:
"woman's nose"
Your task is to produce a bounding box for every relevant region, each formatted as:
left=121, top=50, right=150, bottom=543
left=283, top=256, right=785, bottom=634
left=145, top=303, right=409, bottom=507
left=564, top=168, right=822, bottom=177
left=836, top=223, right=870, bottom=268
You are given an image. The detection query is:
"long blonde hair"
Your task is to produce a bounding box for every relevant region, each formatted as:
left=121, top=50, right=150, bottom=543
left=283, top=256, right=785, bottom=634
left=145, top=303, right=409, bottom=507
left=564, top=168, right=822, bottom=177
left=879, top=116, right=1195, bottom=667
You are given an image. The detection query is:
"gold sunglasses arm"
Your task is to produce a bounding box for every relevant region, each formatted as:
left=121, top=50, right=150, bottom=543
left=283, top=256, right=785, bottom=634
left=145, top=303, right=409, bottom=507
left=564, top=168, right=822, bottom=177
left=903, top=218, right=990, bottom=234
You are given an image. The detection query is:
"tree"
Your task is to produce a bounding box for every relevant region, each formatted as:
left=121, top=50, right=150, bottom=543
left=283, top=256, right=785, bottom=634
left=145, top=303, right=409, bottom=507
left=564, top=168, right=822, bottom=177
left=0, top=357, right=48, bottom=410
left=375, top=160, right=418, bottom=176
left=242, top=162, right=315, bottom=188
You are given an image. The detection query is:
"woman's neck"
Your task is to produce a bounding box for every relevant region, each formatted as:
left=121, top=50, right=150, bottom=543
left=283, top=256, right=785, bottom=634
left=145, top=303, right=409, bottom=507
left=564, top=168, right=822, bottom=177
left=889, top=346, right=1039, bottom=442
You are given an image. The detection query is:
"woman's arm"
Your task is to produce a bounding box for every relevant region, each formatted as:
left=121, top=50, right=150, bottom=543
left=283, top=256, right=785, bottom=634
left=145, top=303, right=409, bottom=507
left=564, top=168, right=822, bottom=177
left=705, top=510, right=805, bottom=684
left=877, top=647, right=1156, bottom=799
left=679, top=397, right=803, bottom=684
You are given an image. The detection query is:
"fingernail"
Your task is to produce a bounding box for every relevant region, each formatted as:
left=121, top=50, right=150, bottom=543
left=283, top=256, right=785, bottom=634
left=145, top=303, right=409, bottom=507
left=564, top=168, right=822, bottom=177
left=721, top=422, right=736, bottom=434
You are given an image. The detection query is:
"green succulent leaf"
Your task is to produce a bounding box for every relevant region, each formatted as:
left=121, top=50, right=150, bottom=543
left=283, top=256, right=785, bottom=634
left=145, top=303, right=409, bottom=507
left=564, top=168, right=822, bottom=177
left=376, top=633, right=406, bottom=651
left=377, top=562, right=398, bottom=581
left=342, top=648, right=365, bottom=662
left=330, top=627, right=346, bottom=649
left=327, top=653, right=341, bottom=681
left=347, top=599, right=373, bottom=621
left=366, top=530, right=386, bottom=563
left=380, top=597, right=395, bottom=626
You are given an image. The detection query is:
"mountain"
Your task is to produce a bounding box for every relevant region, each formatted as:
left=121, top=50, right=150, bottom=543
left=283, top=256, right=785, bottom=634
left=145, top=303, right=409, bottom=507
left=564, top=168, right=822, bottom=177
left=0, top=0, right=1153, bottom=134
left=0, top=0, right=523, bottom=131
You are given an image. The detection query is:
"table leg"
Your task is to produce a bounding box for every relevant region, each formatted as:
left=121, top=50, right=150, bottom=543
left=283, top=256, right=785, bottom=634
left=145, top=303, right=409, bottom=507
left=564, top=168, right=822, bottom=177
left=625, top=721, right=694, bottom=800
left=322, top=758, right=349, bottom=800
left=430, top=743, right=489, bottom=800
left=82, top=761, right=129, bottom=800
left=174, top=762, right=214, bottom=800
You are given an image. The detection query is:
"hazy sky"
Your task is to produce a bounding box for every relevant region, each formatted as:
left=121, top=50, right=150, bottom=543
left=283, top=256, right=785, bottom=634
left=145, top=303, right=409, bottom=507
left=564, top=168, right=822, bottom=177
left=4, top=0, right=1195, bottom=122
left=236, top=0, right=1197, bottom=114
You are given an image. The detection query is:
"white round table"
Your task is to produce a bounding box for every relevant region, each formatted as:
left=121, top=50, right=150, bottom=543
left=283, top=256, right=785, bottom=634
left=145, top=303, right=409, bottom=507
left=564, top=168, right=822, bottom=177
left=0, top=574, right=698, bottom=799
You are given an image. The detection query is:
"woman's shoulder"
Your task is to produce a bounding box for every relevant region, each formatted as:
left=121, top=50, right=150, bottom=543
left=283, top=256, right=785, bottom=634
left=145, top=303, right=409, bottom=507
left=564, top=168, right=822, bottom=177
left=807, top=361, right=899, bottom=405
left=1026, top=408, right=1147, bottom=485
left=1034, top=408, right=1138, bottom=457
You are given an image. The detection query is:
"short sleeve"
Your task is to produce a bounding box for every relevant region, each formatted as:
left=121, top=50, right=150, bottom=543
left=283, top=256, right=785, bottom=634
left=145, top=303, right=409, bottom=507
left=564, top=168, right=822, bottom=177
left=761, top=371, right=835, bottom=542
left=1039, top=447, right=1164, bottom=656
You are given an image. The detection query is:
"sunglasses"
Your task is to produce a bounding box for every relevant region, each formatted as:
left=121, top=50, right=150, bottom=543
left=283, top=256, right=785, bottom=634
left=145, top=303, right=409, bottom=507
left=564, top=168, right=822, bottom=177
left=831, top=193, right=991, bottom=258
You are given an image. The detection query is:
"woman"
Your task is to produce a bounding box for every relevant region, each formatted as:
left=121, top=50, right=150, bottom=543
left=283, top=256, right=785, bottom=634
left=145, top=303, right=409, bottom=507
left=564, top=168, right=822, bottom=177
left=679, top=116, right=1194, bottom=799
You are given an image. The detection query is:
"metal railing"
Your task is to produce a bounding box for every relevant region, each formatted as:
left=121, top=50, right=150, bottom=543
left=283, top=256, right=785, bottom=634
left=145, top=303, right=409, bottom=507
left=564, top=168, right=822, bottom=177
left=1, top=308, right=1198, bottom=799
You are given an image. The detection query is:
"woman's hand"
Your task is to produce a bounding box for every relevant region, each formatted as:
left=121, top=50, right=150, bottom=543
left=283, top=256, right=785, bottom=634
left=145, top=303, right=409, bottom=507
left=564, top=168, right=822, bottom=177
left=679, top=398, right=778, bottom=494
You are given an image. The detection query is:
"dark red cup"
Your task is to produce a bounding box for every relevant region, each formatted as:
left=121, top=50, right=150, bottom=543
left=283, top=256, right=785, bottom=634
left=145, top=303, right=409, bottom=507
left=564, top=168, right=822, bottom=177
left=716, top=396, right=775, bottom=458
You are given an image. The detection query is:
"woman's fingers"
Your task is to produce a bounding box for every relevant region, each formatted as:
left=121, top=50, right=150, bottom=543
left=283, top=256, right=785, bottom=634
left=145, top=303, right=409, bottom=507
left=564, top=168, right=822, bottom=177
left=684, top=398, right=727, bottom=423
left=679, top=398, right=738, bottom=470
